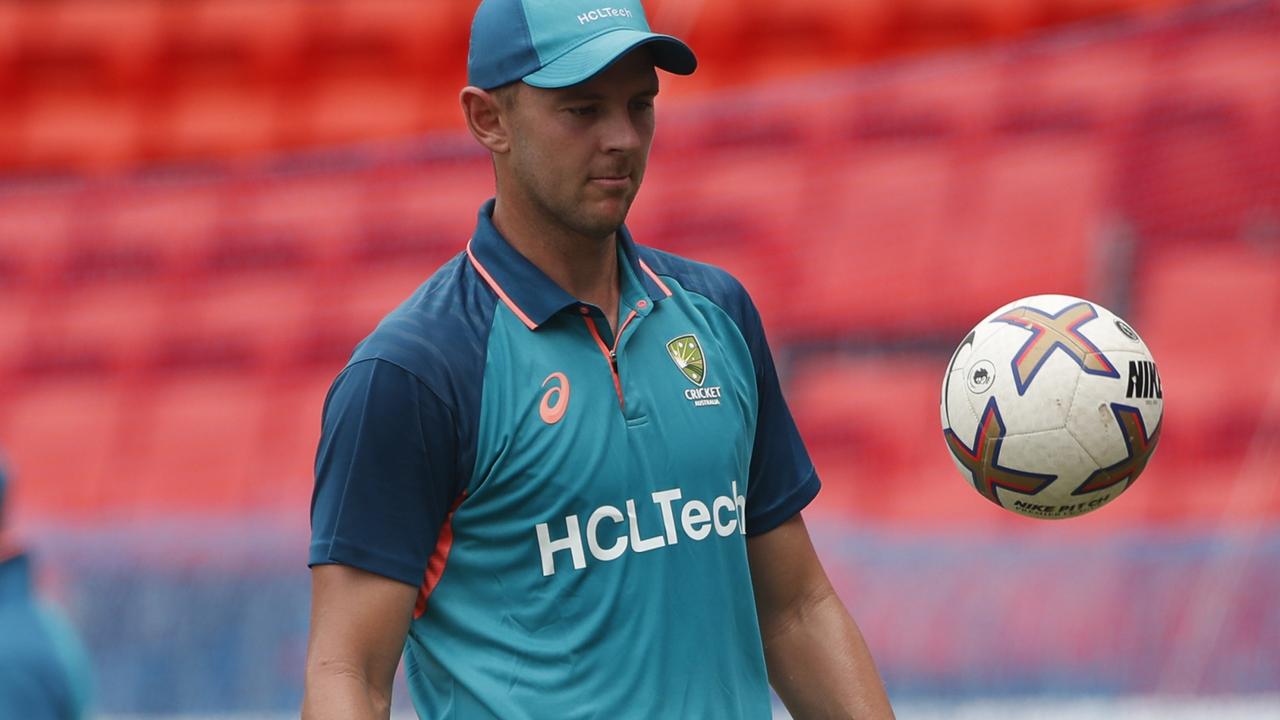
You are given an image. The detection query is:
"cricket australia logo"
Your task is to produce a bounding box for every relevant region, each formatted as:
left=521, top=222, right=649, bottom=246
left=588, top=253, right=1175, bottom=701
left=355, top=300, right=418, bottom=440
left=667, top=334, right=721, bottom=407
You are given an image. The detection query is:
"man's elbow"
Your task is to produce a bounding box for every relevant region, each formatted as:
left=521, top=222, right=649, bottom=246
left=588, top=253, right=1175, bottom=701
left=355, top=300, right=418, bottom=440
left=303, top=655, right=393, bottom=719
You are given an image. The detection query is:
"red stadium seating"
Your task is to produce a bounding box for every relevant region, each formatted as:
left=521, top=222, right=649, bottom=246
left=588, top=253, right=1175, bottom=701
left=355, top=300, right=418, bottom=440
left=150, top=78, right=282, bottom=161
left=1131, top=242, right=1280, bottom=521
left=356, top=161, right=491, bottom=268
left=957, top=123, right=1106, bottom=316
left=1160, top=26, right=1280, bottom=138
left=163, top=0, right=308, bottom=81
left=741, top=0, right=894, bottom=70
left=13, top=86, right=143, bottom=172
left=790, top=137, right=961, bottom=337
left=250, top=369, right=334, bottom=508
left=0, top=289, right=35, bottom=376
left=170, top=273, right=317, bottom=372
left=0, top=2, right=19, bottom=90
left=1003, top=37, right=1156, bottom=127
left=785, top=353, right=985, bottom=523
left=634, top=144, right=809, bottom=336
left=16, top=0, right=166, bottom=88
left=1119, top=98, right=1259, bottom=246
left=305, top=0, right=469, bottom=75
left=26, top=282, right=170, bottom=376
left=90, top=178, right=226, bottom=280
left=217, top=172, right=369, bottom=272
left=0, top=185, right=82, bottom=288
left=293, top=69, right=433, bottom=147
left=121, top=375, right=268, bottom=511
left=0, top=378, right=130, bottom=515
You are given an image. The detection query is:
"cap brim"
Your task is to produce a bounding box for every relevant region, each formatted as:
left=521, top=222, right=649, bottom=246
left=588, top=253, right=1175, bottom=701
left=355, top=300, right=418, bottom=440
left=522, top=29, right=697, bottom=89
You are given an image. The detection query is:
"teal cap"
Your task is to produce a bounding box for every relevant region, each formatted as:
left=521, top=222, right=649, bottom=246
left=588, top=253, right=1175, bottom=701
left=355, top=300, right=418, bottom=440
left=468, top=0, right=697, bottom=90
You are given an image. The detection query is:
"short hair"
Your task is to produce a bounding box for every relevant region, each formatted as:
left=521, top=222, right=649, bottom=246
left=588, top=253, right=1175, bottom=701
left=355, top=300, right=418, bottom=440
left=489, top=82, right=521, bottom=111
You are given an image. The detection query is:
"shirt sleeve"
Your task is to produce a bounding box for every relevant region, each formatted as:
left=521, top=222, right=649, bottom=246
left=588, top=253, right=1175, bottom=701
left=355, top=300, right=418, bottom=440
left=35, top=603, right=94, bottom=720
left=738, top=296, right=821, bottom=536
left=308, top=358, right=462, bottom=587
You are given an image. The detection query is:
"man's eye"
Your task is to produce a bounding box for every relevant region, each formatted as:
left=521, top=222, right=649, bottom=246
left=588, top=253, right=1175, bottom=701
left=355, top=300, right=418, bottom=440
left=567, top=106, right=597, bottom=116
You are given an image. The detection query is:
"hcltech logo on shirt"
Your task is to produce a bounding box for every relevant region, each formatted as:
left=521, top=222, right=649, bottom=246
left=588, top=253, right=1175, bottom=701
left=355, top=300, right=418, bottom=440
left=535, top=483, right=747, bottom=577
left=668, top=334, right=722, bottom=407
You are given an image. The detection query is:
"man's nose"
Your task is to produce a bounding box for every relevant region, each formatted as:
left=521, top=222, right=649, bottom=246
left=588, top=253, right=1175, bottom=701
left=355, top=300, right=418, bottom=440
left=601, top=108, right=644, bottom=154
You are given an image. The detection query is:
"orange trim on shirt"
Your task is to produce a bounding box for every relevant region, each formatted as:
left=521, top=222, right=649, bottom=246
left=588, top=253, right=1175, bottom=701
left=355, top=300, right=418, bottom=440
left=415, top=492, right=467, bottom=619
left=581, top=309, right=638, bottom=409
left=467, top=242, right=539, bottom=330
left=639, top=260, right=673, bottom=298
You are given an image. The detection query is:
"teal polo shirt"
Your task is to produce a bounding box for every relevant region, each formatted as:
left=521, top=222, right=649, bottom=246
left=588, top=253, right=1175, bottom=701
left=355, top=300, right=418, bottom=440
left=310, top=199, right=820, bottom=719
left=0, top=553, right=93, bottom=720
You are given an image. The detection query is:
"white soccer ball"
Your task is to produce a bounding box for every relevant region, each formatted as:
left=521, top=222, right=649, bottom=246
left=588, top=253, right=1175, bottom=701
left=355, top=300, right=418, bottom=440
left=940, top=294, right=1164, bottom=519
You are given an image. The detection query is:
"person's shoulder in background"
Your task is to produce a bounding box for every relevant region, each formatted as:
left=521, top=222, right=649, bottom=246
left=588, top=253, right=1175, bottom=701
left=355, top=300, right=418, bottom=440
left=0, top=554, right=93, bottom=720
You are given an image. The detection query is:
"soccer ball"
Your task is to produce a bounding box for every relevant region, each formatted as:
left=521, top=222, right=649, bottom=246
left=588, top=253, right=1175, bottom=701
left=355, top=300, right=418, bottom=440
left=940, top=294, right=1163, bottom=519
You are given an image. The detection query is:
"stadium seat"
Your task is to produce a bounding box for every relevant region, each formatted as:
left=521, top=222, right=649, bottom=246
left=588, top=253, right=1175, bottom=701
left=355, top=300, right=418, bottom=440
left=0, top=2, right=24, bottom=91
left=250, top=369, right=335, bottom=508
left=150, top=78, right=281, bottom=162
left=636, top=146, right=808, bottom=337
left=1012, top=37, right=1156, bottom=125
left=741, top=0, right=893, bottom=69
left=844, top=56, right=1001, bottom=143
left=1131, top=242, right=1280, bottom=521
left=788, top=138, right=961, bottom=338
left=0, top=184, right=81, bottom=288
left=1134, top=243, right=1280, bottom=403
left=14, top=85, right=143, bottom=172
left=171, top=273, right=318, bottom=371
left=304, top=0, right=469, bottom=74
left=123, top=375, right=268, bottom=511
left=0, top=288, right=35, bottom=377
left=164, top=0, right=308, bottom=81
left=90, top=176, right=226, bottom=280
left=958, top=127, right=1107, bottom=320
left=0, top=377, right=129, bottom=516
left=294, top=69, right=430, bottom=147
left=215, top=171, right=368, bottom=274
left=785, top=353, right=979, bottom=523
left=356, top=160, right=490, bottom=268
left=26, top=282, right=169, bottom=377
left=16, top=0, right=165, bottom=88
left=1118, top=99, right=1258, bottom=246
left=307, top=263, right=433, bottom=366
left=1161, top=28, right=1280, bottom=138
left=893, top=0, right=996, bottom=53
left=672, top=0, right=751, bottom=74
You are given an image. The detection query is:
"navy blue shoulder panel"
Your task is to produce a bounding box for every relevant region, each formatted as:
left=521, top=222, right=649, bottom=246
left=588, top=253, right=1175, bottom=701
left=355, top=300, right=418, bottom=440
left=309, top=252, right=499, bottom=586
left=350, top=251, right=497, bottom=449
left=636, top=248, right=754, bottom=337
left=637, top=247, right=820, bottom=536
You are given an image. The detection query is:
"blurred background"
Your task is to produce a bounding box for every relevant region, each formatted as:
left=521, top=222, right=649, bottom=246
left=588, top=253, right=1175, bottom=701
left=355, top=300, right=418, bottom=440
left=0, top=0, right=1277, bottom=717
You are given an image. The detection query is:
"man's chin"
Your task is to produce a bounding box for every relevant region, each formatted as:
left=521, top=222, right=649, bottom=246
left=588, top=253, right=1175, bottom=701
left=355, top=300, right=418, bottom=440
left=579, top=201, right=633, bottom=238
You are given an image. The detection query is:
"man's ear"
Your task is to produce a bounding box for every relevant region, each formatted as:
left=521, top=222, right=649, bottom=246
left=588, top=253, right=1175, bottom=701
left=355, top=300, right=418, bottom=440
left=460, top=86, right=511, bottom=154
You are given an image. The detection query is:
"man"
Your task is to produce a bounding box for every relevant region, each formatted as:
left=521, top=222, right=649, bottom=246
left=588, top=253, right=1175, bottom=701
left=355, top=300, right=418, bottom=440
left=0, top=458, right=93, bottom=720
left=305, top=1, right=894, bottom=718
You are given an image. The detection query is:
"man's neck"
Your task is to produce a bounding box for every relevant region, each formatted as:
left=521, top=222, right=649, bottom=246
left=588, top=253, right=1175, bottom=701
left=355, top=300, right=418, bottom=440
left=492, top=196, right=622, bottom=332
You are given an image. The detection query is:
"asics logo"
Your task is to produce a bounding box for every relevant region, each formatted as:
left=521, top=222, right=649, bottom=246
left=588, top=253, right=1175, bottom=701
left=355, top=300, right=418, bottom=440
left=540, top=372, right=570, bottom=425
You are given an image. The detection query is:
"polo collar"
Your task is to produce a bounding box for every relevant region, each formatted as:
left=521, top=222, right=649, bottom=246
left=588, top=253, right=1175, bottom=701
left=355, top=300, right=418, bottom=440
left=466, top=199, right=672, bottom=330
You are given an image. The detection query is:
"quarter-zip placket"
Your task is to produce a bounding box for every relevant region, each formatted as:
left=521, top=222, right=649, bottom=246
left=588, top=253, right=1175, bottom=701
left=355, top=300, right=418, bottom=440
left=581, top=308, right=639, bottom=408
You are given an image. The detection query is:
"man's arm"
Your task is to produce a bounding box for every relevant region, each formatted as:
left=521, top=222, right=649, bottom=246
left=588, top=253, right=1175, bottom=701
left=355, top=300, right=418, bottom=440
left=747, top=514, right=895, bottom=720
left=303, top=564, right=419, bottom=720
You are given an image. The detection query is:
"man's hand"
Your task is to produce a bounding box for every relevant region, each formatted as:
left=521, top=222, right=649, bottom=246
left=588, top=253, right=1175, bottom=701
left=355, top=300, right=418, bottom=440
left=303, top=564, right=419, bottom=720
left=747, top=514, right=895, bottom=720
